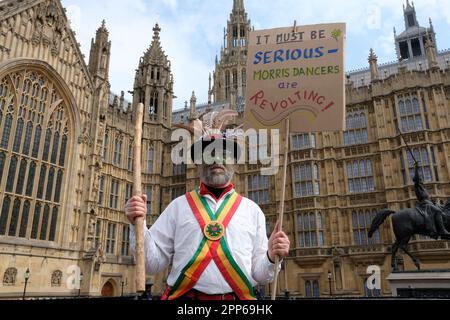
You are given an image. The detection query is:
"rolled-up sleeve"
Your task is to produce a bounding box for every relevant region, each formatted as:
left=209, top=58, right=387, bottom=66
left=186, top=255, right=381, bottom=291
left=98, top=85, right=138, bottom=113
left=130, top=202, right=175, bottom=275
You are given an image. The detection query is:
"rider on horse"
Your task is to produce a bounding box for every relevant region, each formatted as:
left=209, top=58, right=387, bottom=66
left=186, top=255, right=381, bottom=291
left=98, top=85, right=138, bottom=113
left=413, top=163, right=450, bottom=239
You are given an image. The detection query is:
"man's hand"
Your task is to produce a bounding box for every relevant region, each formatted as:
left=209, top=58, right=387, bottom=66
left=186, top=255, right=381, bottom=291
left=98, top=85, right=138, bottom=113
left=125, top=194, right=147, bottom=225
left=268, top=221, right=290, bottom=263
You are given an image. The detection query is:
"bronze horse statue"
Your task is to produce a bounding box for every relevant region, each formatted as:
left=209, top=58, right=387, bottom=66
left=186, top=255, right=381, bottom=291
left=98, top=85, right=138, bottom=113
left=368, top=199, right=450, bottom=271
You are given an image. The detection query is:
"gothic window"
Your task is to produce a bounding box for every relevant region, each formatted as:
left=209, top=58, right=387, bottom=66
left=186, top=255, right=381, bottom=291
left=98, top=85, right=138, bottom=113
left=22, top=121, right=33, bottom=155
left=298, top=211, right=324, bottom=247
left=305, top=280, right=311, bottom=298
left=233, top=69, right=238, bottom=92
left=125, top=183, right=133, bottom=202
left=109, top=179, right=119, bottom=209
left=19, top=200, right=30, bottom=238
left=39, top=204, right=50, bottom=240
left=5, top=156, right=18, bottom=192
left=171, top=187, right=186, bottom=200
left=292, top=133, right=316, bottom=150
left=2, top=267, right=17, bottom=286
left=0, top=152, right=4, bottom=185
left=247, top=174, right=269, bottom=205
left=401, top=147, right=434, bottom=183
left=12, top=118, right=24, bottom=152
left=353, top=209, right=381, bottom=245
left=32, top=125, right=41, bottom=158
left=106, top=222, right=116, bottom=254
left=150, top=91, right=158, bottom=115
left=313, top=280, right=320, bottom=298
left=121, top=225, right=130, bottom=256
left=51, top=270, right=62, bottom=287
left=145, top=185, right=152, bottom=214
left=398, top=96, right=423, bottom=132
left=15, top=159, right=27, bottom=195
left=294, top=162, right=320, bottom=197
left=347, top=159, right=375, bottom=193
left=127, top=142, right=133, bottom=171
left=8, top=198, right=20, bottom=236
left=172, top=164, right=186, bottom=176
left=1, top=114, right=12, bottom=149
left=0, top=69, right=70, bottom=241
left=147, top=144, right=154, bottom=174
left=344, top=112, right=368, bottom=146
left=364, top=278, right=381, bottom=297
left=113, top=138, right=122, bottom=166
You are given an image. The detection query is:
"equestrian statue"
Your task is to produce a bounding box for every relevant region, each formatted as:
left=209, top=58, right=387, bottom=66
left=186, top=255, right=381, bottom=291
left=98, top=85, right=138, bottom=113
left=368, top=163, right=450, bottom=271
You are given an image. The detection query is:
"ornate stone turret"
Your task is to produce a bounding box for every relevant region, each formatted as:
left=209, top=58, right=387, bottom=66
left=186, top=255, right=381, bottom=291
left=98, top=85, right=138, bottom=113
left=368, top=48, right=379, bottom=81
left=212, top=0, right=252, bottom=103
left=133, top=23, right=173, bottom=127
left=425, top=31, right=439, bottom=70
left=189, top=91, right=197, bottom=119
left=88, top=20, right=111, bottom=81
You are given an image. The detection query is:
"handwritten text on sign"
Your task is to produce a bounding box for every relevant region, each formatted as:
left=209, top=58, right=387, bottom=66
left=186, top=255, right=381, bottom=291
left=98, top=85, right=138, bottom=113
left=244, top=24, right=346, bottom=132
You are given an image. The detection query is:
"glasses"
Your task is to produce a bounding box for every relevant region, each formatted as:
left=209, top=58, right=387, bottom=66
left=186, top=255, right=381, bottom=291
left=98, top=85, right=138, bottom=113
left=202, top=149, right=235, bottom=165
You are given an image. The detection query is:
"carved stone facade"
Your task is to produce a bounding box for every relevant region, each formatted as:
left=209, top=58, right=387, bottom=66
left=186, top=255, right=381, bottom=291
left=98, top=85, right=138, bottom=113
left=0, top=0, right=449, bottom=299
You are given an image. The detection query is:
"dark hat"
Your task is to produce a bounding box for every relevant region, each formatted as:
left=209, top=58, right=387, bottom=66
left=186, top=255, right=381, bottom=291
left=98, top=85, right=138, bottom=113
left=190, top=133, right=241, bottom=164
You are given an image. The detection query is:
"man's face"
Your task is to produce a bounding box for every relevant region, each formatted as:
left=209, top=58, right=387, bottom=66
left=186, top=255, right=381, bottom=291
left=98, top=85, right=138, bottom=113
left=198, top=148, right=235, bottom=188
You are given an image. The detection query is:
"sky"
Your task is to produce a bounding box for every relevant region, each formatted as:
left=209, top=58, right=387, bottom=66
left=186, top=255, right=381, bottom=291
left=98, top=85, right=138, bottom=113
left=60, top=0, right=450, bottom=110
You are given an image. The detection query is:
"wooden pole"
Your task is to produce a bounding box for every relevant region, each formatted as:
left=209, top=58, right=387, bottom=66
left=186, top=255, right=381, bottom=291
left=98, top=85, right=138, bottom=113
left=133, top=103, right=145, bottom=293
left=271, top=117, right=290, bottom=300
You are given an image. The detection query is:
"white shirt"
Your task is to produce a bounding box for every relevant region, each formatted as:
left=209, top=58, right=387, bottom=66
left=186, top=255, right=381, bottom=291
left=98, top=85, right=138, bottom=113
left=130, top=188, right=276, bottom=295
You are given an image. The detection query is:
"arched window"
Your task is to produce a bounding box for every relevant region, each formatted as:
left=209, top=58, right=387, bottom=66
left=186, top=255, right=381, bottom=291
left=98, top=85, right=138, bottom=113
left=19, top=200, right=30, bottom=238
left=12, top=118, right=24, bottom=152
left=0, top=196, right=11, bottom=235
left=1, top=113, right=13, bottom=149
left=150, top=91, right=158, bottom=115
left=32, top=125, right=41, bottom=158
left=8, top=199, right=21, bottom=236
left=313, top=280, right=320, bottom=298
left=22, top=121, right=33, bottom=155
left=0, top=69, right=70, bottom=241
left=305, top=280, right=312, bottom=298
left=399, top=99, right=405, bottom=115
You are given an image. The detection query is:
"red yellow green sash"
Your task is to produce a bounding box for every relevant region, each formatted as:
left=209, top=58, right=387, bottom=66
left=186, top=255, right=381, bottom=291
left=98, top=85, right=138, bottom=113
left=166, top=189, right=256, bottom=300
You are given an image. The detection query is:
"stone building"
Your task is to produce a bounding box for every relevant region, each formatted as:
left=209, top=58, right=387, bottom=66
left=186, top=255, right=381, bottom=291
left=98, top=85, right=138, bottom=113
left=0, top=0, right=449, bottom=299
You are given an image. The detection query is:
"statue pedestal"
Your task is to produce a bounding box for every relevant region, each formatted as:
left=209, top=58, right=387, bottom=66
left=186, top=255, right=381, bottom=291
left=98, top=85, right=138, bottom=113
left=387, top=270, right=450, bottom=298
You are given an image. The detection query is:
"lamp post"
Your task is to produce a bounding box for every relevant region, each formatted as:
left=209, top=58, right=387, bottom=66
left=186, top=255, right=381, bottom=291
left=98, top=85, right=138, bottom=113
left=22, top=268, right=30, bottom=300
left=78, top=272, right=83, bottom=297
left=121, top=278, right=128, bottom=297
left=328, top=271, right=333, bottom=298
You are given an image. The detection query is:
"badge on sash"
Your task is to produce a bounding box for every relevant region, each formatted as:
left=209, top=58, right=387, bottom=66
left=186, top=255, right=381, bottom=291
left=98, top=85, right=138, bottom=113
left=204, top=221, right=225, bottom=241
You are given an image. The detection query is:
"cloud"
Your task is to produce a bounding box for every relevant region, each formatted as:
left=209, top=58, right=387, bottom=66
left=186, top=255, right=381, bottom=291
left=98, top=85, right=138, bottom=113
left=61, top=0, right=450, bottom=109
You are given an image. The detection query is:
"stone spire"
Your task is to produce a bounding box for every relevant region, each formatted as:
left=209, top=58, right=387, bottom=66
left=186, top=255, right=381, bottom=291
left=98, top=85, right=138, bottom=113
left=425, top=31, right=439, bottom=70
left=368, top=48, right=379, bottom=81
left=190, top=91, right=196, bottom=119
left=88, top=20, right=111, bottom=80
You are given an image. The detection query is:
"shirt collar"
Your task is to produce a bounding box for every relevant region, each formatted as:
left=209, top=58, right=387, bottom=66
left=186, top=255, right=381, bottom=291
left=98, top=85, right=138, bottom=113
left=199, top=181, right=235, bottom=202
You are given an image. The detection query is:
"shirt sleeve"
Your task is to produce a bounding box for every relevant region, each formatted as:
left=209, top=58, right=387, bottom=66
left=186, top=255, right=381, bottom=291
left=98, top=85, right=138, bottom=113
left=129, top=201, right=176, bottom=275
left=251, top=204, right=277, bottom=285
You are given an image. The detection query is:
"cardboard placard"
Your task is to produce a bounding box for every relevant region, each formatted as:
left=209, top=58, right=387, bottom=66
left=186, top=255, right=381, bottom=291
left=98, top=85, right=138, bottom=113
left=244, top=23, right=346, bottom=133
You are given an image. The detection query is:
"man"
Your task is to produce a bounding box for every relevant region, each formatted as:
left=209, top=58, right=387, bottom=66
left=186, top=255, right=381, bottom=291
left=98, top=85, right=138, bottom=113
left=125, top=131, right=290, bottom=300
left=413, top=163, right=450, bottom=239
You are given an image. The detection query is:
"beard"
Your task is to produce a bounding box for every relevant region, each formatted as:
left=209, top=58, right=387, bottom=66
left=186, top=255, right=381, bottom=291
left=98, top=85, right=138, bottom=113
left=199, top=164, right=234, bottom=188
